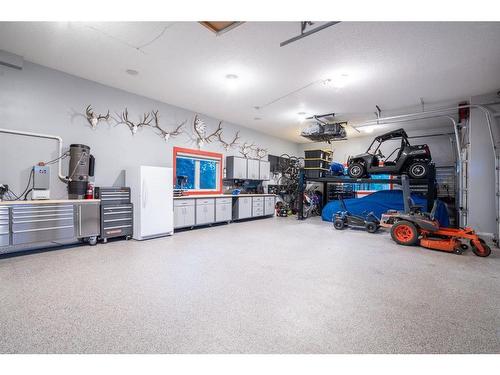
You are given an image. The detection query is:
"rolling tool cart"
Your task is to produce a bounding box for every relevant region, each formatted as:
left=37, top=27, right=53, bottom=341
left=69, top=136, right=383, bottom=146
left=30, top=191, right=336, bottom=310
left=94, top=187, right=133, bottom=242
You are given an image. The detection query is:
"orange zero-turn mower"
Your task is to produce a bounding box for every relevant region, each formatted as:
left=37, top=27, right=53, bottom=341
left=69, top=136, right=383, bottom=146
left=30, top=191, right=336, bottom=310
left=389, top=219, right=491, bottom=257
left=380, top=175, right=491, bottom=257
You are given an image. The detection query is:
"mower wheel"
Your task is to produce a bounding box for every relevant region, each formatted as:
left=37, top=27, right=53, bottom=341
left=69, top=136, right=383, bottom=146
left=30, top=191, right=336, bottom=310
left=391, top=220, right=419, bottom=246
left=407, top=162, right=429, bottom=179
left=334, top=219, right=345, bottom=230
left=365, top=222, right=378, bottom=233
left=347, top=162, right=366, bottom=178
left=470, top=238, right=491, bottom=257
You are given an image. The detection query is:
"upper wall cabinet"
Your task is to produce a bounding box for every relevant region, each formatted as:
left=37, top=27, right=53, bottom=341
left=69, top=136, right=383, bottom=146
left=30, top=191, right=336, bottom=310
left=259, top=160, right=271, bottom=180
left=225, top=156, right=270, bottom=181
left=247, top=159, right=260, bottom=180
left=226, top=156, right=248, bottom=179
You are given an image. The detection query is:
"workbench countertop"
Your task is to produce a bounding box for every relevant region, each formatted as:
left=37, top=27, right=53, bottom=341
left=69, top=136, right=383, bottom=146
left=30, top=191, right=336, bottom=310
left=174, top=194, right=276, bottom=199
left=0, top=199, right=101, bottom=205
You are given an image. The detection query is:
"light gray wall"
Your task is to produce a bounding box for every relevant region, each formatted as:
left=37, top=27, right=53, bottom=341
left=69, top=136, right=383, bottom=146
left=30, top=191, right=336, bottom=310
left=468, top=92, right=500, bottom=237
left=298, top=127, right=457, bottom=167
left=0, top=62, right=299, bottom=199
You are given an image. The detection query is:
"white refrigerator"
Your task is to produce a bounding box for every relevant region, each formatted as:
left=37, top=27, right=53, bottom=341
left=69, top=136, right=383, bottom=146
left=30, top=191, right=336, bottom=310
left=126, top=166, right=173, bottom=240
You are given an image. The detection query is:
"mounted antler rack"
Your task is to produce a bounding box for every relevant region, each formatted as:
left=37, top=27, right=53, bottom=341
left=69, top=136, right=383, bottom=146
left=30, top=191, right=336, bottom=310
left=217, top=130, right=240, bottom=151
left=85, top=105, right=110, bottom=128
left=149, top=110, right=185, bottom=141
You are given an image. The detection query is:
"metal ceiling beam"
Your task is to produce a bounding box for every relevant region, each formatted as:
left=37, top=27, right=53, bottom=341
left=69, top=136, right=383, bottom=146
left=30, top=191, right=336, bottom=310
left=280, top=21, right=341, bottom=47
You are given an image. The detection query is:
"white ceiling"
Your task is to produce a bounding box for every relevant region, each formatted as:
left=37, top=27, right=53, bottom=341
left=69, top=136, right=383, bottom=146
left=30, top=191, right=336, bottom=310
left=1, top=21, right=499, bottom=142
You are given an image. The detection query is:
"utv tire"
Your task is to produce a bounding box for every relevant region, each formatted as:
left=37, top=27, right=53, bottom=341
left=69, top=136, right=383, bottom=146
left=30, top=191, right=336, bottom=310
left=391, top=220, right=420, bottom=246
left=407, top=162, right=429, bottom=179
left=334, top=219, right=345, bottom=230
left=365, top=222, right=378, bottom=233
left=348, top=163, right=366, bottom=178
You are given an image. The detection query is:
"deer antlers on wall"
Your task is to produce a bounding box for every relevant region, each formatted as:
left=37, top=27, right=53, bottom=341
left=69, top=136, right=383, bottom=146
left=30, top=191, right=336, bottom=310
left=239, top=142, right=255, bottom=158
left=85, top=105, right=110, bottom=128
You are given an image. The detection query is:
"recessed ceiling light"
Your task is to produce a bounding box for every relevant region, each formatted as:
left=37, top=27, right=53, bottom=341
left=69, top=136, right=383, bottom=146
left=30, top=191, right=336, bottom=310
left=297, top=111, right=307, bottom=116
left=126, top=69, right=139, bottom=76
left=254, top=117, right=262, bottom=121
left=225, top=74, right=239, bottom=80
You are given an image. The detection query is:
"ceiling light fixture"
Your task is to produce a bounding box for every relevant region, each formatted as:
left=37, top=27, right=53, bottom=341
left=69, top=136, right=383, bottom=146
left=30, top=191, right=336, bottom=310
left=126, top=69, right=139, bottom=76
left=254, top=117, right=262, bottom=121
left=225, top=74, right=239, bottom=80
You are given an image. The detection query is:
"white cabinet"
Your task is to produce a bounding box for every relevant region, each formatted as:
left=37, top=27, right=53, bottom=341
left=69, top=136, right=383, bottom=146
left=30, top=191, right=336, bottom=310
left=174, top=199, right=196, bottom=229
left=196, top=199, right=215, bottom=225
left=247, top=159, right=260, bottom=180
left=252, top=197, right=264, bottom=217
left=259, top=161, right=271, bottom=181
left=264, top=196, right=275, bottom=216
left=215, top=198, right=233, bottom=223
left=233, top=197, right=252, bottom=219
left=225, top=156, right=247, bottom=179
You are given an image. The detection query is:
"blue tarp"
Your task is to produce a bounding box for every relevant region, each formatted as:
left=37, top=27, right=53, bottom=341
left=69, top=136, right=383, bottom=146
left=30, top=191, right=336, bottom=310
left=321, top=189, right=450, bottom=227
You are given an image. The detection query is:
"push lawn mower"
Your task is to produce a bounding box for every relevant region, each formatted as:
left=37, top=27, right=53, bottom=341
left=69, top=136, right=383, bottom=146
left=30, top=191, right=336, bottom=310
left=333, top=197, right=380, bottom=233
left=381, top=176, right=491, bottom=257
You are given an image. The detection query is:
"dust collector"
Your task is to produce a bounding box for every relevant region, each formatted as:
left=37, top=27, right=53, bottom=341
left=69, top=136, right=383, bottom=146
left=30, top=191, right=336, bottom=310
left=67, top=144, right=95, bottom=199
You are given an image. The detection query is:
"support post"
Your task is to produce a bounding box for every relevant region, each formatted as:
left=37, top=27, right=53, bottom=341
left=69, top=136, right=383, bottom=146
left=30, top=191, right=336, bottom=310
left=297, top=169, right=305, bottom=220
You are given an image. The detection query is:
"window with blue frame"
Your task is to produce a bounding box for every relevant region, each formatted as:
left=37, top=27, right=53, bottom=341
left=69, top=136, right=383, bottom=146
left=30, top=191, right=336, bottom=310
left=175, top=154, right=220, bottom=191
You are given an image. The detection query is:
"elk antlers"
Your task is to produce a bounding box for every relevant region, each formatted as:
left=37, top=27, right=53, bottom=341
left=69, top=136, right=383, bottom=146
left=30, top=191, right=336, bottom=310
left=85, top=105, right=110, bottom=128
left=193, top=115, right=223, bottom=148
left=217, top=131, right=240, bottom=151
left=150, top=110, right=185, bottom=141
left=119, top=108, right=152, bottom=134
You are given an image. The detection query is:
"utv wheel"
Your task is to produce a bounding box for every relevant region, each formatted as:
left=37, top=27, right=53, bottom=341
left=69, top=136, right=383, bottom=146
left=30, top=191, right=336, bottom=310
left=348, top=163, right=365, bottom=178
left=407, top=162, right=428, bottom=179
left=470, top=238, right=491, bottom=257
left=334, top=219, right=345, bottom=230
left=391, top=220, right=419, bottom=246
left=365, top=222, right=378, bottom=233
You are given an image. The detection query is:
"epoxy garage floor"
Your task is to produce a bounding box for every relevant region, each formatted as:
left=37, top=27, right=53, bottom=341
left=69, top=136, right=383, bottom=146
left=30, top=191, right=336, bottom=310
left=0, top=217, right=498, bottom=354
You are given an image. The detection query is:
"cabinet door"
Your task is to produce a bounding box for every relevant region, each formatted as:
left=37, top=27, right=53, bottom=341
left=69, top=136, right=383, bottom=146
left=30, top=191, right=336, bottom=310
left=227, top=156, right=247, bottom=179
left=247, top=159, right=260, bottom=180
left=196, top=204, right=214, bottom=225
left=259, top=161, right=271, bottom=180
left=215, top=203, right=232, bottom=222
left=174, top=206, right=185, bottom=228
left=184, top=205, right=195, bottom=226
left=264, top=196, right=276, bottom=215
left=237, top=197, right=252, bottom=219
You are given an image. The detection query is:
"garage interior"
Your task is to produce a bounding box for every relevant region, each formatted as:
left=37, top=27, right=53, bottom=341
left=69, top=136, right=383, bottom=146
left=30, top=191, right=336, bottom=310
left=0, top=21, right=499, bottom=355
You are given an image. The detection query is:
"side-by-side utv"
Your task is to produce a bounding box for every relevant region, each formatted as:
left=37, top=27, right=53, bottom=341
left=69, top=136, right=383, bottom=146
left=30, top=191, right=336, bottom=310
left=347, top=128, right=432, bottom=179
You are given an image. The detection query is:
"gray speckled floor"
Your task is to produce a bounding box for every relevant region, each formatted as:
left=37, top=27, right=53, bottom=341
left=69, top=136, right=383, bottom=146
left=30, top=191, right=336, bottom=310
left=0, top=216, right=499, bottom=353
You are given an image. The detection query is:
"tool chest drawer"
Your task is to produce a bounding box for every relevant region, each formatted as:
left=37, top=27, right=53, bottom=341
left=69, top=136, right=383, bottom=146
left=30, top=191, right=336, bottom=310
left=100, top=204, right=133, bottom=240
left=11, top=204, right=75, bottom=245
left=95, top=187, right=131, bottom=205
